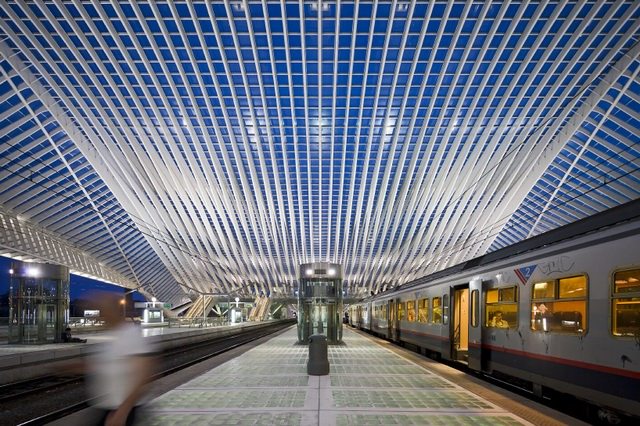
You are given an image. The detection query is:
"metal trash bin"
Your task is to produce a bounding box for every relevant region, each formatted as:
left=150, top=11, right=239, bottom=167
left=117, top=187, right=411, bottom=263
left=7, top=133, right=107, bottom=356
left=307, top=334, right=330, bottom=375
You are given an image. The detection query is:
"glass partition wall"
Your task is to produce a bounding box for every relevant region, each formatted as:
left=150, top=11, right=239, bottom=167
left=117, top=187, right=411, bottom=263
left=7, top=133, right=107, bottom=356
left=8, top=261, right=69, bottom=344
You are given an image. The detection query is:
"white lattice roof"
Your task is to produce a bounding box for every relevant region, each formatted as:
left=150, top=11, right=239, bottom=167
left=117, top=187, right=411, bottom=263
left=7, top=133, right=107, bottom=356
left=1, top=1, right=639, bottom=303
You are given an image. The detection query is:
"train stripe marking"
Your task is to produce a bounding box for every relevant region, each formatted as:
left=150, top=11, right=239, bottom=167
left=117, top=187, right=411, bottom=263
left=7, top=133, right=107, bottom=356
left=514, top=264, right=537, bottom=285
left=469, top=342, right=640, bottom=380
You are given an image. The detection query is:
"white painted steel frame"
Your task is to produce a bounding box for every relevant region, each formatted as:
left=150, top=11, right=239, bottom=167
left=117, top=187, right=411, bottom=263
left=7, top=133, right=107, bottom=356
left=0, top=1, right=638, bottom=305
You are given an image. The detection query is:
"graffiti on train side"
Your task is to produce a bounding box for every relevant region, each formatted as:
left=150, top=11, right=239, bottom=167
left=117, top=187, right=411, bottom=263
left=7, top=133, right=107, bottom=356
left=539, top=256, right=575, bottom=275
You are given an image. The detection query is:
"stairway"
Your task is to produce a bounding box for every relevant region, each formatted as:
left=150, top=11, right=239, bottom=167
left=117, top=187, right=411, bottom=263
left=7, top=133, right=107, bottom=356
left=183, top=295, right=216, bottom=319
left=249, top=296, right=271, bottom=321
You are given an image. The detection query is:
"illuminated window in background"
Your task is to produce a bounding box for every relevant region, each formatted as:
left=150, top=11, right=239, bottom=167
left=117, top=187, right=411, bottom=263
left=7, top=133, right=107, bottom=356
left=612, top=269, right=640, bottom=337
left=471, top=289, right=479, bottom=328
left=533, top=280, right=555, bottom=299
left=531, top=275, right=588, bottom=334
left=418, top=298, right=428, bottom=322
left=407, top=300, right=416, bottom=322
left=485, top=286, right=518, bottom=328
left=432, top=297, right=442, bottom=324
left=397, top=300, right=404, bottom=321
left=443, top=294, right=449, bottom=325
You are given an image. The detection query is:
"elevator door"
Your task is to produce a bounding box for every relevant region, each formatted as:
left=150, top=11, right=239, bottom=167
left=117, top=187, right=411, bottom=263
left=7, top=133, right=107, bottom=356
left=311, top=304, right=328, bottom=336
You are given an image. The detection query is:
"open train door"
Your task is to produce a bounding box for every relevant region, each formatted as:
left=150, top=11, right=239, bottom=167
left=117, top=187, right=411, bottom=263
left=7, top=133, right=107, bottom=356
left=467, top=278, right=483, bottom=370
left=451, top=284, right=469, bottom=362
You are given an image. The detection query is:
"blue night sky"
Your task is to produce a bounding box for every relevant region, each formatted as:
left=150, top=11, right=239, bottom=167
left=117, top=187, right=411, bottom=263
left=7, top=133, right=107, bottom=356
left=0, top=256, right=145, bottom=301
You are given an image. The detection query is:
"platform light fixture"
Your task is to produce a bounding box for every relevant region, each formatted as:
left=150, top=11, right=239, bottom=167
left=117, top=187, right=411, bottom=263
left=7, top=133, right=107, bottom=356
left=328, top=268, right=336, bottom=276
left=305, top=268, right=313, bottom=276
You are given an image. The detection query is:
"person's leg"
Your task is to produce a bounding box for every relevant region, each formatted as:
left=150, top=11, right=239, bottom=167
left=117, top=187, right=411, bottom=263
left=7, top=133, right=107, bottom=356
left=125, top=406, right=140, bottom=426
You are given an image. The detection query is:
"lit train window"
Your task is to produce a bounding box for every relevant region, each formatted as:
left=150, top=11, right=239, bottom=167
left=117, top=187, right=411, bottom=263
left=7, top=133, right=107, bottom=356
left=418, top=298, right=428, bottom=322
left=485, top=286, right=517, bottom=329
left=407, top=300, right=416, bottom=322
left=531, top=275, right=588, bottom=334
left=397, top=301, right=404, bottom=321
left=432, top=297, right=442, bottom=324
left=612, top=268, right=640, bottom=337
left=533, top=281, right=555, bottom=299
left=443, top=294, right=449, bottom=325
left=471, top=290, right=479, bottom=328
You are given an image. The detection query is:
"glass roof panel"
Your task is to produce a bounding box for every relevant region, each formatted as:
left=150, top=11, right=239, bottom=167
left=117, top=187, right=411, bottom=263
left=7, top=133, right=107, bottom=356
left=1, top=1, right=639, bottom=301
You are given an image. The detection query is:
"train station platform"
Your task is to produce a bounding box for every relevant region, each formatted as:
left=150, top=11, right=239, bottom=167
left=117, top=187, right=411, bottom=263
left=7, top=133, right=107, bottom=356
left=0, top=321, right=281, bottom=385
left=143, top=326, right=583, bottom=426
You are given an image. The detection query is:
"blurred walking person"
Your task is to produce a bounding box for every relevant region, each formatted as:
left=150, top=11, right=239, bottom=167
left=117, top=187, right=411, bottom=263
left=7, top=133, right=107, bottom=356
left=86, top=291, right=155, bottom=426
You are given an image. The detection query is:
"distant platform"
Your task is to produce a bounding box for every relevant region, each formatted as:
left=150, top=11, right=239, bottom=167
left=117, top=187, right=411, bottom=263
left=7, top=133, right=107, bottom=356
left=0, top=321, right=280, bottom=385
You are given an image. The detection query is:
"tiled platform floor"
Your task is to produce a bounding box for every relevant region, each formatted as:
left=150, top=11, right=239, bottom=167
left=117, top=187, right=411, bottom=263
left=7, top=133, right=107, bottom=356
left=145, top=327, right=530, bottom=425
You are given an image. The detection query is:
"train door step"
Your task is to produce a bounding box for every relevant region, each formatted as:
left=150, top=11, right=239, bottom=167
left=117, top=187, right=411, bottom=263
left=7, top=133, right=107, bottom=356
left=455, top=350, right=469, bottom=363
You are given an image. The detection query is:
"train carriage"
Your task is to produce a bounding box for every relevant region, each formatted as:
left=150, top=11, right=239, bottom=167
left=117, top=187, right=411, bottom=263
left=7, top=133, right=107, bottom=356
left=350, top=199, right=640, bottom=420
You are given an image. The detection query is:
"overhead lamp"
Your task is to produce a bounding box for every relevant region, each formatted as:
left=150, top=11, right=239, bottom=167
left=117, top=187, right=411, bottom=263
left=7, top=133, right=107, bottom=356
left=9, top=268, right=14, bottom=274
left=310, top=2, right=330, bottom=12
left=328, top=268, right=336, bottom=276
left=305, top=269, right=313, bottom=276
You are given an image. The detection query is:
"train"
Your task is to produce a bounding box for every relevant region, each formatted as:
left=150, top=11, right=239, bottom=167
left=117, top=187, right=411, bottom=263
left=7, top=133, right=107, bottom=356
left=348, top=199, right=640, bottom=422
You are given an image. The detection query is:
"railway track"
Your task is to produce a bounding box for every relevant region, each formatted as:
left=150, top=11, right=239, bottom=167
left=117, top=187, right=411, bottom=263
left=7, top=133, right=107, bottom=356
left=0, top=320, right=294, bottom=426
left=0, top=375, right=84, bottom=404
